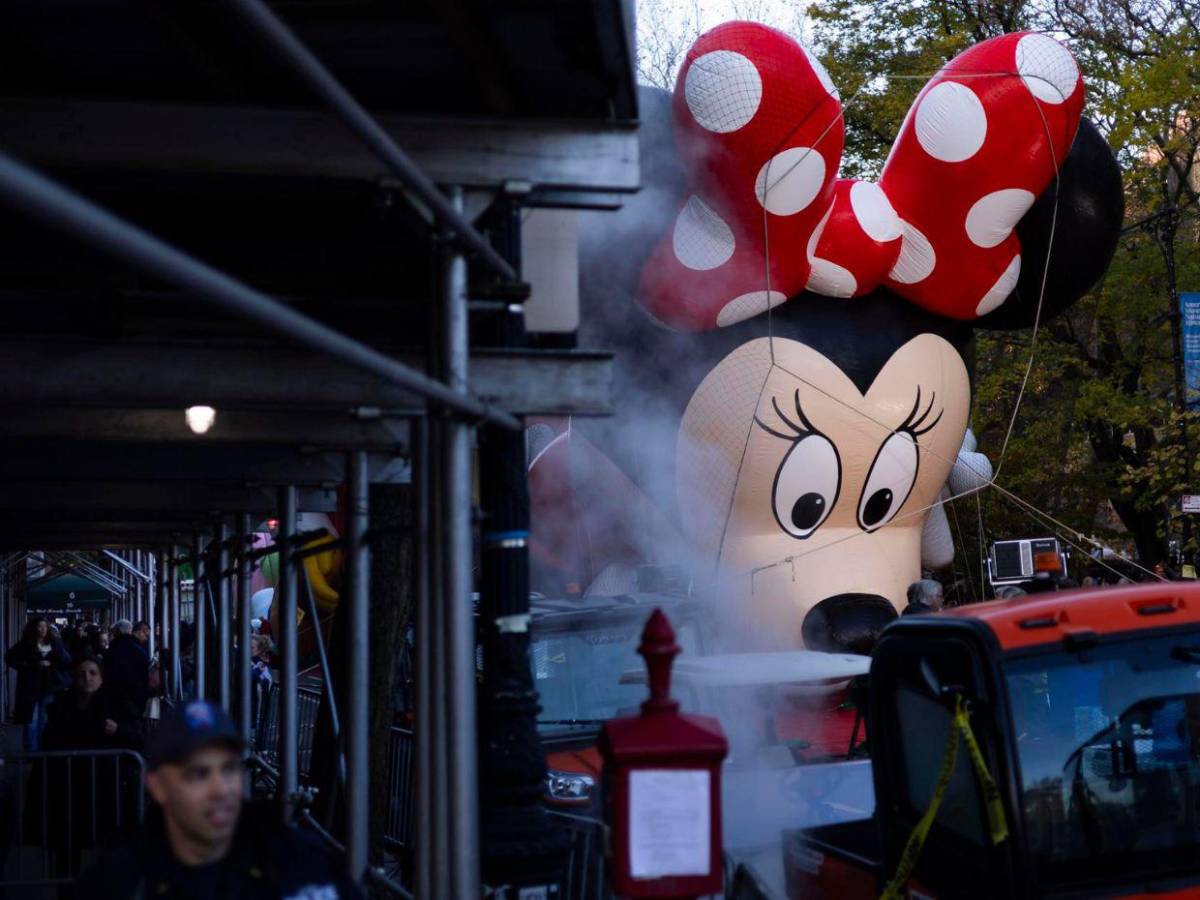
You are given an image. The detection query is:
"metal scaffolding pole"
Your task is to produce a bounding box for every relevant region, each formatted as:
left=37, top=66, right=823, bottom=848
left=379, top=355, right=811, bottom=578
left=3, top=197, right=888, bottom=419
left=0, top=151, right=518, bottom=431
left=414, top=416, right=434, bottom=900
left=439, top=186, right=481, bottom=898
left=193, top=533, right=208, bottom=701
left=215, top=519, right=232, bottom=711
left=144, top=552, right=155, bottom=659
left=278, top=485, right=299, bottom=822
left=236, top=513, right=253, bottom=746
left=170, top=543, right=183, bottom=699
left=346, top=450, right=370, bottom=883
left=219, top=0, right=517, bottom=283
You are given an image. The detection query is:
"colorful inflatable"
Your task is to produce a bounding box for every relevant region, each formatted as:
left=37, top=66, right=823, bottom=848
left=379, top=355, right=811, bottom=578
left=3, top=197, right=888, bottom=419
left=538, top=25, right=1123, bottom=653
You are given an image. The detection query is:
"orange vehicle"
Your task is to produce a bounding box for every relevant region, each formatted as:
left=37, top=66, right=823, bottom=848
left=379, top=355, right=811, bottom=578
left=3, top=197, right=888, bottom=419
left=781, top=581, right=1200, bottom=899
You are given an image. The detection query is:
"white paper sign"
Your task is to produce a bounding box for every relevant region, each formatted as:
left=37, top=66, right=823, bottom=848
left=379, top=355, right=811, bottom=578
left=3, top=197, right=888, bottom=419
left=628, top=768, right=710, bottom=879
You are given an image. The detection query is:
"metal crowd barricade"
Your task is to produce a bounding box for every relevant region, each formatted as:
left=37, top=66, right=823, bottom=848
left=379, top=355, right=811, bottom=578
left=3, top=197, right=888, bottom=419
left=383, top=726, right=416, bottom=878
left=547, top=810, right=610, bottom=900
left=0, top=749, right=146, bottom=888
left=253, top=681, right=323, bottom=781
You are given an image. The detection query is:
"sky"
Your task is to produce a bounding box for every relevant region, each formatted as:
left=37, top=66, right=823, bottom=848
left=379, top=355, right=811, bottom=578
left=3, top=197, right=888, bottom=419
left=636, top=0, right=812, bottom=88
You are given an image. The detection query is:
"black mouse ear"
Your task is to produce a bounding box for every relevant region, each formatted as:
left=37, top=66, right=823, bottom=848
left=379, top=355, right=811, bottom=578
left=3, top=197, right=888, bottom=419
left=975, top=118, right=1124, bottom=331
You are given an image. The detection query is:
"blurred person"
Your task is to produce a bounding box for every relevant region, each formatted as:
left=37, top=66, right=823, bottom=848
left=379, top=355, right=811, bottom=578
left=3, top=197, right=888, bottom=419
left=6, top=618, right=72, bottom=751
left=901, top=579, right=944, bottom=615
left=104, top=619, right=150, bottom=716
left=75, top=700, right=363, bottom=899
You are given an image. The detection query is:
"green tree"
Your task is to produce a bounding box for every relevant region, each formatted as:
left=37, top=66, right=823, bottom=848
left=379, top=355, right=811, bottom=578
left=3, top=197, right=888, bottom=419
left=808, top=0, right=1200, bottom=571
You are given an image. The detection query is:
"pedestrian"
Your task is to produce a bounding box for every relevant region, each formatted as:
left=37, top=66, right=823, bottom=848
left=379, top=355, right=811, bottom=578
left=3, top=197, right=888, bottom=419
left=29, top=658, right=145, bottom=882
left=6, top=618, right=72, bottom=751
left=43, top=657, right=143, bottom=752
left=91, top=628, right=111, bottom=661
left=75, top=700, right=364, bottom=899
left=103, top=619, right=150, bottom=717
left=901, top=579, right=944, bottom=616
left=249, top=635, right=274, bottom=733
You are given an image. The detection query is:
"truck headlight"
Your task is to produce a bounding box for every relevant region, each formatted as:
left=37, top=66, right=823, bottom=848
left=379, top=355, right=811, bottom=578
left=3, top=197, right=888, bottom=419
left=545, top=770, right=595, bottom=805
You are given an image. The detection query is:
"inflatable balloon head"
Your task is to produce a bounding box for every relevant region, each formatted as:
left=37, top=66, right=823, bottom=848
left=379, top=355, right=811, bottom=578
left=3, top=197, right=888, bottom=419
left=570, top=25, right=1122, bottom=653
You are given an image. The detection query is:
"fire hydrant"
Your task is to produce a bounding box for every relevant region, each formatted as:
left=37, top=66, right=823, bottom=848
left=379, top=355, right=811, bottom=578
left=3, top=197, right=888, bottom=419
left=600, top=608, right=728, bottom=898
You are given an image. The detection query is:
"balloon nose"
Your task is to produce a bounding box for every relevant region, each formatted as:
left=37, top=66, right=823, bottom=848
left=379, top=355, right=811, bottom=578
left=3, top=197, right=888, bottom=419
left=801, top=593, right=898, bottom=654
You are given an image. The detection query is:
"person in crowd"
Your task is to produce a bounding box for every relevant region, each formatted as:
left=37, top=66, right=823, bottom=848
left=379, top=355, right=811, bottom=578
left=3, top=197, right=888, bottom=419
left=901, top=579, right=944, bottom=616
left=43, top=657, right=142, bottom=752
left=68, top=622, right=91, bottom=664
left=133, top=620, right=151, bottom=646
left=28, top=658, right=143, bottom=889
left=249, top=635, right=274, bottom=733
left=6, top=618, right=72, bottom=751
left=75, top=700, right=363, bottom=899
left=91, top=628, right=111, bottom=661
left=103, top=619, right=151, bottom=717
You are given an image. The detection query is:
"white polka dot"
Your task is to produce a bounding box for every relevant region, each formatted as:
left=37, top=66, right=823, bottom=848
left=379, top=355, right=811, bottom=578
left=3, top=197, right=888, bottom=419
left=672, top=195, right=735, bottom=271
left=888, top=220, right=936, bottom=284
left=806, top=258, right=858, bottom=298
left=716, top=290, right=788, bottom=326
left=975, top=255, right=1022, bottom=316
left=806, top=204, right=834, bottom=262
left=755, top=147, right=826, bottom=216
left=849, top=181, right=902, bottom=242
left=802, top=47, right=839, bottom=100
left=684, top=51, right=763, bottom=133
left=965, top=188, right=1035, bottom=248
left=1016, top=34, right=1079, bottom=105
left=914, top=81, right=987, bottom=163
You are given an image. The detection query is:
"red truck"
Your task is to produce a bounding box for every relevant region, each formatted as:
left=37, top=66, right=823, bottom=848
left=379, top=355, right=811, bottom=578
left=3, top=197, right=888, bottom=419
left=781, top=581, right=1200, bottom=899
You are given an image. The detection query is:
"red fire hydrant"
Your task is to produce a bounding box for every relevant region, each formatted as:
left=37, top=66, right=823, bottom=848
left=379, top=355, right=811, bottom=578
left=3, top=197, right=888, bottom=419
left=600, top=608, right=728, bottom=898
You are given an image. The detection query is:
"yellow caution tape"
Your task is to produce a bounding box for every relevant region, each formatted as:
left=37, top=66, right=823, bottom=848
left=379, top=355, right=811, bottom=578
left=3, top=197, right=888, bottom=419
left=879, top=695, right=1007, bottom=900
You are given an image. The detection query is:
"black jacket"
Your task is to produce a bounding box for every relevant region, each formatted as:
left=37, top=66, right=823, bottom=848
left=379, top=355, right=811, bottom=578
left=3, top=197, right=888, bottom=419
left=5, top=638, right=71, bottom=723
left=75, top=802, right=364, bottom=900
left=102, top=633, right=150, bottom=715
left=42, top=686, right=143, bottom=752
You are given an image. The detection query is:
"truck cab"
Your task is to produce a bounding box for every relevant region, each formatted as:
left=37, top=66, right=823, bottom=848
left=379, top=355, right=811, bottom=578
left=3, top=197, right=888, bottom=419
left=785, top=581, right=1200, bottom=899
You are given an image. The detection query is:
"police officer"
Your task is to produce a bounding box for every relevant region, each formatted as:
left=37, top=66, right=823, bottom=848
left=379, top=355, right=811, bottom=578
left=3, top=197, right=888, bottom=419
left=76, top=699, right=363, bottom=899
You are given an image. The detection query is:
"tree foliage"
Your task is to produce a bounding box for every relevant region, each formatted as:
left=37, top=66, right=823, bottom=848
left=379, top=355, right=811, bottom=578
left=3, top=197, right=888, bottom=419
left=807, top=0, right=1200, bottom=571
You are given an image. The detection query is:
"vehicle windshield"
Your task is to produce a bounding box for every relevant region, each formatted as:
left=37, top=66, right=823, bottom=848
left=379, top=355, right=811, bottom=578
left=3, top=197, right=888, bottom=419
left=1005, top=630, right=1200, bottom=886
left=534, top=618, right=701, bottom=736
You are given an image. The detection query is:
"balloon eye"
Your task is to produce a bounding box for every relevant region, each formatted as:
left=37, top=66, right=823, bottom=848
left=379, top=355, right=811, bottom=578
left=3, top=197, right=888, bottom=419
left=791, top=493, right=826, bottom=531
left=861, top=488, right=893, bottom=528
left=858, top=431, right=919, bottom=532
left=771, top=434, right=841, bottom=539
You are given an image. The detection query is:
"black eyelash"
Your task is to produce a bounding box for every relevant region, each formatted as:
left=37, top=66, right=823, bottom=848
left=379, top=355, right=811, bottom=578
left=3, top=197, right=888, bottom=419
left=755, top=389, right=822, bottom=442
left=900, top=386, right=943, bottom=437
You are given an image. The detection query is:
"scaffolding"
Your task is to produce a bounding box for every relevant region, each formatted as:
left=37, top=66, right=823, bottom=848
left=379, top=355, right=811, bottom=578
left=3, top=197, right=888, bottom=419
left=0, top=0, right=636, bottom=893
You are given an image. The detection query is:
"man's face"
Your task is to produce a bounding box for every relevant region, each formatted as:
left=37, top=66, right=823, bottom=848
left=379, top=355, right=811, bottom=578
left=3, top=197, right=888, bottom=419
left=134, top=624, right=150, bottom=644
left=145, top=745, right=243, bottom=851
left=76, top=661, right=103, bottom=695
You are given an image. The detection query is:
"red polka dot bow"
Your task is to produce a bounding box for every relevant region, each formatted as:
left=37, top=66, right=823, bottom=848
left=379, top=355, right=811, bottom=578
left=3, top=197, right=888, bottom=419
left=637, top=23, right=1084, bottom=330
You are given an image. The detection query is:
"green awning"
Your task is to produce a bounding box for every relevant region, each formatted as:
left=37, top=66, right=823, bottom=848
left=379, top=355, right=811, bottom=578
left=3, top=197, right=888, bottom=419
left=26, top=574, right=112, bottom=613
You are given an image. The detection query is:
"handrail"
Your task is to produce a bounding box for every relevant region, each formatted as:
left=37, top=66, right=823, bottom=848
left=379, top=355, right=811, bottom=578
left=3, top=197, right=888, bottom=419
left=0, top=151, right=521, bottom=431
left=219, top=0, right=518, bottom=285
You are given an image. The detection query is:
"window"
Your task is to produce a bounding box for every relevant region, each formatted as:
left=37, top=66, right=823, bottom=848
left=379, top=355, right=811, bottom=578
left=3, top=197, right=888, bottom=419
left=895, top=684, right=987, bottom=845
left=1005, top=631, right=1200, bottom=885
